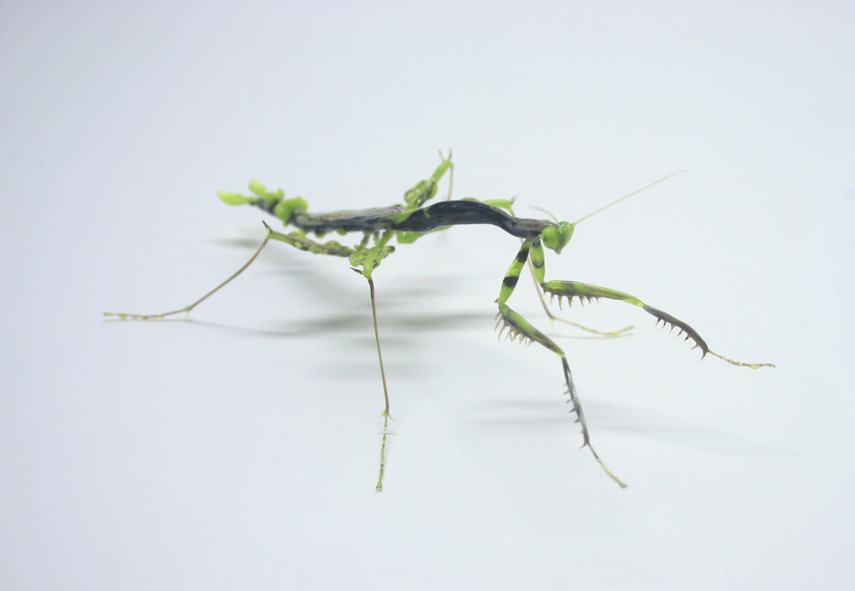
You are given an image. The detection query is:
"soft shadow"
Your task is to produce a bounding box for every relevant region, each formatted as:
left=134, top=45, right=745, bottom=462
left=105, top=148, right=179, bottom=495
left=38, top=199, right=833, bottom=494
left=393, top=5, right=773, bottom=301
left=465, top=397, right=793, bottom=457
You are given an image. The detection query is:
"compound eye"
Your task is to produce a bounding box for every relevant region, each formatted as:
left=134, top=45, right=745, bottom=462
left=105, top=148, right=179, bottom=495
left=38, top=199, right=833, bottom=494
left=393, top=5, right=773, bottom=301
left=541, top=226, right=558, bottom=249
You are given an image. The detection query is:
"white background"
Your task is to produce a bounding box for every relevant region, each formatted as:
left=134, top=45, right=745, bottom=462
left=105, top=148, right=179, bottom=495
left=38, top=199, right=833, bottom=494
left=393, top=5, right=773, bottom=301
left=2, top=2, right=853, bottom=589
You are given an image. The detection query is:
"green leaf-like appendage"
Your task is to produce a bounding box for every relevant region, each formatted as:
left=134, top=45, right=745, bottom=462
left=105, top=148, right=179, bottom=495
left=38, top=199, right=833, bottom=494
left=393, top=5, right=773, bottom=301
left=248, top=180, right=267, bottom=196
left=395, top=231, right=419, bottom=244
left=349, top=245, right=395, bottom=278
left=217, top=191, right=254, bottom=206
left=274, top=197, right=308, bottom=224
left=483, top=199, right=514, bottom=211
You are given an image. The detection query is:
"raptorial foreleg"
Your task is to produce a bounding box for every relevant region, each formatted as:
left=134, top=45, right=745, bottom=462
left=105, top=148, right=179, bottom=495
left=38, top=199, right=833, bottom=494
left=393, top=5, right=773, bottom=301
left=496, top=238, right=627, bottom=487
left=541, top=280, right=775, bottom=369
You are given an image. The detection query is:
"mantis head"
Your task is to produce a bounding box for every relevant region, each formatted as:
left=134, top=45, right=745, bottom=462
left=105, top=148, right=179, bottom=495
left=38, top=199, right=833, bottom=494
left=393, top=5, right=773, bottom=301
left=540, top=221, right=574, bottom=254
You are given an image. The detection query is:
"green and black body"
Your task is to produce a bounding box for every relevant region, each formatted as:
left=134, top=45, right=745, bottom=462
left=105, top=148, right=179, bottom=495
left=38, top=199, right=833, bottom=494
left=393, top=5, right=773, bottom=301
left=252, top=198, right=554, bottom=239
left=108, top=153, right=773, bottom=490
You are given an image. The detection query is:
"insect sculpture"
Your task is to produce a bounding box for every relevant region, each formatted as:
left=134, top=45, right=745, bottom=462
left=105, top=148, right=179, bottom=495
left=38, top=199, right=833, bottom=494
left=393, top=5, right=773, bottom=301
left=106, top=152, right=773, bottom=489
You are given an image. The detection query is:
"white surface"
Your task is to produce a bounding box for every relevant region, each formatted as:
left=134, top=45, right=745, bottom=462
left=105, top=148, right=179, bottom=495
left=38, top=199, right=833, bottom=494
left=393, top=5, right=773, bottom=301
left=1, top=2, right=852, bottom=589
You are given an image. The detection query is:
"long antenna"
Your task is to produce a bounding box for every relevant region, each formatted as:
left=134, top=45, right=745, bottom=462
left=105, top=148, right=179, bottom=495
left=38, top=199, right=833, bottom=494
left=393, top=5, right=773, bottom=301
left=572, top=170, right=686, bottom=226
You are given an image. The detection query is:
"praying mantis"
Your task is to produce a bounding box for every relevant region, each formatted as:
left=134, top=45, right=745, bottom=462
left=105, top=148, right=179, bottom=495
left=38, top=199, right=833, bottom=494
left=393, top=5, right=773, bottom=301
left=106, top=152, right=773, bottom=489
